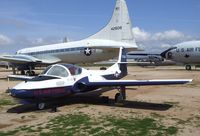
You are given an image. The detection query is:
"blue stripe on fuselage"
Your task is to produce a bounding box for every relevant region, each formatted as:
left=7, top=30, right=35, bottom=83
left=10, top=86, right=73, bottom=99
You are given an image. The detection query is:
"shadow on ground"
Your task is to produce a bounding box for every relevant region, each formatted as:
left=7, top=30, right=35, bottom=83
left=7, top=97, right=172, bottom=114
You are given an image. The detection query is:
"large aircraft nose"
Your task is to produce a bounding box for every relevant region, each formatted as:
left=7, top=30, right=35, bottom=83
left=161, top=50, right=168, bottom=59
left=160, top=47, right=177, bottom=59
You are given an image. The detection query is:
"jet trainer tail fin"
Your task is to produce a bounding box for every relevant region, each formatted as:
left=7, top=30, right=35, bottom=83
left=117, top=47, right=128, bottom=77
left=106, top=47, right=128, bottom=78
left=88, top=0, right=135, bottom=44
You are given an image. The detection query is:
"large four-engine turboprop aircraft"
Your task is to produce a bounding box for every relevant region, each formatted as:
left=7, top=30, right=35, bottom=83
left=0, top=0, right=137, bottom=76
left=161, top=41, right=200, bottom=70
left=9, top=47, right=192, bottom=110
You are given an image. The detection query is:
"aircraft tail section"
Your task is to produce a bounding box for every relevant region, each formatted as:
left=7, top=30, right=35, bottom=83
left=107, top=47, right=127, bottom=78
left=117, top=47, right=128, bottom=77
left=88, top=0, right=135, bottom=44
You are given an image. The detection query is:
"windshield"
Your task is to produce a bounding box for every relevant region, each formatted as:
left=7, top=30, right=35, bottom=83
left=61, top=64, right=82, bottom=75
left=41, top=66, right=52, bottom=75
left=46, top=65, right=69, bottom=77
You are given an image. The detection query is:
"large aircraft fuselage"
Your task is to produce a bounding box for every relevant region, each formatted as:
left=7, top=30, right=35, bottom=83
left=16, top=39, right=137, bottom=64
left=164, top=41, right=200, bottom=65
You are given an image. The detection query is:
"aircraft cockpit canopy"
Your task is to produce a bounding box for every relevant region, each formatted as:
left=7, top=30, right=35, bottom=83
left=41, top=64, right=82, bottom=77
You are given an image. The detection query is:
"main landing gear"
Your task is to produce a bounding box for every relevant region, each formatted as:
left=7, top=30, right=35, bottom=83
left=185, top=65, right=192, bottom=71
left=20, top=70, right=35, bottom=76
left=26, top=71, right=35, bottom=76
left=36, top=102, right=58, bottom=112
left=115, top=86, right=126, bottom=104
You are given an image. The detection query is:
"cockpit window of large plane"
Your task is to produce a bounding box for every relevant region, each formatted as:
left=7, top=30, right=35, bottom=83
left=46, top=66, right=69, bottom=77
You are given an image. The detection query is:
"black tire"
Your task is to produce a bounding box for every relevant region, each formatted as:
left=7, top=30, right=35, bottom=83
left=31, top=71, right=35, bottom=76
left=185, top=65, right=192, bottom=70
left=36, top=103, right=46, bottom=110
left=100, top=67, right=107, bottom=70
left=115, top=93, right=124, bottom=103
left=21, top=70, right=25, bottom=75
left=26, top=71, right=31, bottom=76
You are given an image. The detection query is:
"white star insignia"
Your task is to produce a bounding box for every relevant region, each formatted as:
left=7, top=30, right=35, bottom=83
left=84, top=48, right=92, bottom=56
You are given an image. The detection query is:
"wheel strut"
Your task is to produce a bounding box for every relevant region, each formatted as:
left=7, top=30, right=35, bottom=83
left=115, top=86, right=126, bottom=103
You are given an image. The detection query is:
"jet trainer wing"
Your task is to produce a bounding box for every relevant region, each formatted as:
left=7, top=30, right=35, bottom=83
left=87, top=79, right=192, bottom=87
left=74, top=77, right=192, bottom=91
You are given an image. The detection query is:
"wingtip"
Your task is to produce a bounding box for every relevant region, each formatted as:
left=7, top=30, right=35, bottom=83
left=188, top=79, right=193, bottom=83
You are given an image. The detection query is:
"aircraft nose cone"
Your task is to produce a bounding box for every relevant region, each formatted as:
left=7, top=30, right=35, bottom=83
left=160, top=47, right=177, bottom=59
left=160, top=51, right=167, bottom=58
left=10, top=89, right=31, bottom=99
left=10, top=89, right=18, bottom=97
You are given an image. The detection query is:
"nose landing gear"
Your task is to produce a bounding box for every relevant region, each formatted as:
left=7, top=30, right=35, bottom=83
left=36, top=103, right=46, bottom=110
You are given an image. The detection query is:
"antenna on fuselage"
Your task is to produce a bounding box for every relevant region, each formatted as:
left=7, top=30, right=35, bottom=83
left=63, top=37, right=69, bottom=43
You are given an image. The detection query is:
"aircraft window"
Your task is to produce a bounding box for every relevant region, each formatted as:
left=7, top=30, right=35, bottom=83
left=68, top=67, right=82, bottom=75
left=61, top=64, right=82, bottom=75
left=47, top=65, right=69, bottom=77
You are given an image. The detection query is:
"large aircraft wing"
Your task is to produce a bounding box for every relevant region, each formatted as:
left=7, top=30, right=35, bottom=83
left=0, top=54, right=60, bottom=65
left=0, top=55, right=37, bottom=64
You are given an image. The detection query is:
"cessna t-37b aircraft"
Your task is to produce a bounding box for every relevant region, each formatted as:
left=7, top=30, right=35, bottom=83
left=9, top=47, right=192, bottom=110
left=0, top=0, right=137, bottom=76
left=161, top=41, right=200, bottom=70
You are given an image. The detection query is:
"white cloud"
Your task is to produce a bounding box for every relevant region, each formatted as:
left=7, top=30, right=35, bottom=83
left=132, top=27, right=150, bottom=42
left=0, top=34, right=12, bottom=45
left=152, top=30, right=185, bottom=41
left=132, top=27, right=197, bottom=53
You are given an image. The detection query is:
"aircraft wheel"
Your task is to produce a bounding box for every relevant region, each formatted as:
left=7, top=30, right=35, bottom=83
left=21, top=70, right=25, bottom=75
left=37, top=103, right=46, bottom=110
left=26, top=71, right=35, bottom=76
left=115, top=93, right=124, bottom=103
left=100, top=67, right=107, bottom=70
left=26, top=71, right=31, bottom=76
left=31, top=71, right=35, bottom=76
left=185, top=65, right=192, bottom=70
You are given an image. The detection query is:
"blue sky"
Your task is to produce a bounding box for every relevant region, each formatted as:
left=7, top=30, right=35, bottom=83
left=0, top=0, right=200, bottom=53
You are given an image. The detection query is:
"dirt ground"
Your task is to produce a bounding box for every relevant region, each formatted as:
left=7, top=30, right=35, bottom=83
left=0, top=66, right=200, bottom=136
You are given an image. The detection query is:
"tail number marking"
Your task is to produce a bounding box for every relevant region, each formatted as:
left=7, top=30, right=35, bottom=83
left=111, top=26, right=122, bottom=31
